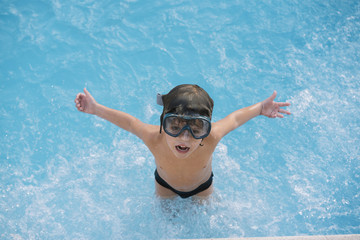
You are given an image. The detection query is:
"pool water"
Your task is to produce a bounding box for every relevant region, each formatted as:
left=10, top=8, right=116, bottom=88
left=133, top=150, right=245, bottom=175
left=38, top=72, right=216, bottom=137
left=1, top=0, right=359, bottom=239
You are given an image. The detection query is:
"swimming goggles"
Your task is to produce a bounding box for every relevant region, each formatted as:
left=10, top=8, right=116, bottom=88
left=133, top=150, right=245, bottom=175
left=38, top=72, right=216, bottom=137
left=162, top=113, right=211, bottom=139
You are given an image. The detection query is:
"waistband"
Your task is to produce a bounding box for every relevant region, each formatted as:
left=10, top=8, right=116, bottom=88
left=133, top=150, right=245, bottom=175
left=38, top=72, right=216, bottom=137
left=154, top=169, right=213, bottom=198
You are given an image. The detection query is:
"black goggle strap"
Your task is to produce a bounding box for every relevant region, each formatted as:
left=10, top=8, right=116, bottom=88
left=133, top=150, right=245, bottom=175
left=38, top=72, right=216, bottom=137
left=157, top=93, right=164, bottom=106
left=157, top=93, right=164, bottom=133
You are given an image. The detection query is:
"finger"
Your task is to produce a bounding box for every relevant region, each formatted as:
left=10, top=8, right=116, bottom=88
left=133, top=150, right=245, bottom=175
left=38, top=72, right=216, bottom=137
left=277, top=113, right=284, bottom=118
left=279, top=109, right=291, bottom=115
left=77, top=103, right=84, bottom=111
left=75, top=93, right=81, bottom=103
left=264, top=91, right=277, bottom=104
left=84, top=88, right=91, bottom=97
left=269, top=90, right=277, bottom=101
left=75, top=93, right=85, bottom=101
left=277, top=102, right=291, bottom=107
left=75, top=104, right=82, bottom=111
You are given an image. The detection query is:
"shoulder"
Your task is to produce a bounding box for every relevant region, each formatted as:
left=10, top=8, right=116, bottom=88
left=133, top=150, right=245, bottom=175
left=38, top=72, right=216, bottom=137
left=202, top=125, right=222, bottom=148
left=209, top=115, right=238, bottom=141
left=139, top=124, right=162, bottom=145
left=209, top=121, right=227, bottom=142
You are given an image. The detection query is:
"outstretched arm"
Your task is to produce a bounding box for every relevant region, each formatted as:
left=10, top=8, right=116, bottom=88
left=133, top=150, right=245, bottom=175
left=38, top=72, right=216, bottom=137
left=211, top=91, right=291, bottom=140
left=74, top=88, right=150, bottom=140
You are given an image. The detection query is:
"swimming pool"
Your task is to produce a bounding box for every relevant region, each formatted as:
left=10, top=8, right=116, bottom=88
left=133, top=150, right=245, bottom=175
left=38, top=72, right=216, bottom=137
left=1, top=0, right=359, bottom=239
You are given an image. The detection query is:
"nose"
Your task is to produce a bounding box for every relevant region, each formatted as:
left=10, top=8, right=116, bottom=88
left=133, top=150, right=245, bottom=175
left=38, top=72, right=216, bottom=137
left=179, top=129, right=191, bottom=140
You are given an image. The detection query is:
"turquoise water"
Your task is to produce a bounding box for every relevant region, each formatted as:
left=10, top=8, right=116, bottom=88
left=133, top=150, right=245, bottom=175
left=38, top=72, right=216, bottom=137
left=1, top=0, right=359, bottom=239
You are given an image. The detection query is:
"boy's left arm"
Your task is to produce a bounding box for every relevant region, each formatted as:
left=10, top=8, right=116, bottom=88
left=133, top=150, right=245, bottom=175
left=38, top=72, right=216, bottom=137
left=211, top=91, right=291, bottom=140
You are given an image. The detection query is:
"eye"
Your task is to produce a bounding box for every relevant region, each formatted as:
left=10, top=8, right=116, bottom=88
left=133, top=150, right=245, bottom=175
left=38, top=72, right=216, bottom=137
left=171, top=126, right=180, bottom=131
left=191, top=119, right=204, bottom=128
left=192, top=129, right=200, bottom=134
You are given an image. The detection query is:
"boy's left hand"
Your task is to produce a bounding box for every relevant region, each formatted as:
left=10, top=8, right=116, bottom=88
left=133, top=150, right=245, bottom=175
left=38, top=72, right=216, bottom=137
left=261, top=91, right=291, bottom=118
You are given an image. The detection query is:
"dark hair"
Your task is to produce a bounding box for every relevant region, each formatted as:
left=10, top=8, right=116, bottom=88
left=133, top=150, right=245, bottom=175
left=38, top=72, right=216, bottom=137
left=159, top=84, right=214, bottom=133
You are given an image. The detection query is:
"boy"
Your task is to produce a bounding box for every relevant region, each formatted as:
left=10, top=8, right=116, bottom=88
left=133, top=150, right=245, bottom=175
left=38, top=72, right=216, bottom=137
left=74, top=84, right=291, bottom=199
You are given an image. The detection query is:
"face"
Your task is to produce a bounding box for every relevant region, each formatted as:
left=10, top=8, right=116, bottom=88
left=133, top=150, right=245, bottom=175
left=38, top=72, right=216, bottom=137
left=164, top=128, right=203, bottom=159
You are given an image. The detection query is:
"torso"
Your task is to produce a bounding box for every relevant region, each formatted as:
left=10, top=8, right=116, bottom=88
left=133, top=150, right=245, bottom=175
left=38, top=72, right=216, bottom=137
left=143, top=125, right=219, bottom=194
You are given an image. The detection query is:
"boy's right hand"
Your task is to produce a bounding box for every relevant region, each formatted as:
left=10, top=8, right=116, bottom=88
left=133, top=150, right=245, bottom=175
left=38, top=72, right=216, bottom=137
left=74, top=88, right=97, bottom=115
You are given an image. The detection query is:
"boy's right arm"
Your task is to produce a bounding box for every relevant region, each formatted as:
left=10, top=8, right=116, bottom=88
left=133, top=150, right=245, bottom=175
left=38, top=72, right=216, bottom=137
left=74, top=88, right=151, bottom=140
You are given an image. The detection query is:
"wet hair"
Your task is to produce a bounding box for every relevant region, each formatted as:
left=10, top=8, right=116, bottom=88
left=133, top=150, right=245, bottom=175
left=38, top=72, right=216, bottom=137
left=159, top=84, right=214, bottom=133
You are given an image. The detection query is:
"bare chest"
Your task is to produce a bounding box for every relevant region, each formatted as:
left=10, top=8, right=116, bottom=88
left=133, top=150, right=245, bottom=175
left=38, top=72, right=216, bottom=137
left=152, top=146, right=213, bottom=189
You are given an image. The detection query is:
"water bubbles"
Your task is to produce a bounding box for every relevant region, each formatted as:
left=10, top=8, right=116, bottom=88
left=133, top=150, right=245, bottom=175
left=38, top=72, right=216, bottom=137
left=1, top=0, right=359, bottom=238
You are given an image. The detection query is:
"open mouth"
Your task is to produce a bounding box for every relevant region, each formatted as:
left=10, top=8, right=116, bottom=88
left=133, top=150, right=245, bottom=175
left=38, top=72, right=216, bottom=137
left=175, top=145, right=190, bottom=153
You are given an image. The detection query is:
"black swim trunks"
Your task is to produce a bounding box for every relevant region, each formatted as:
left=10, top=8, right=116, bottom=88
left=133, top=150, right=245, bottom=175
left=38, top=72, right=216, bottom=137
left=154, top=169, right=214, bottom=198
